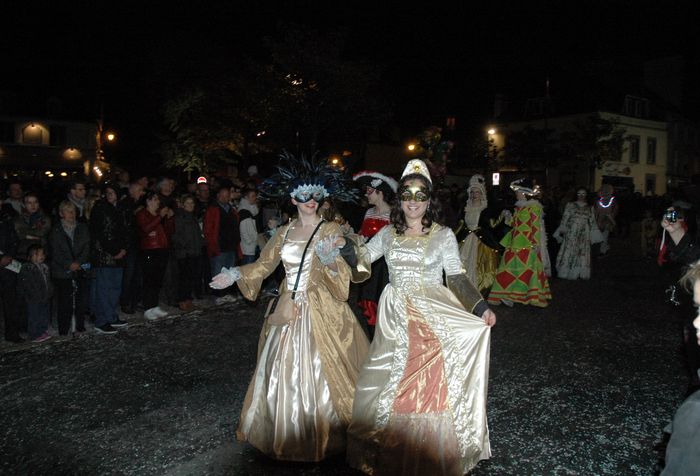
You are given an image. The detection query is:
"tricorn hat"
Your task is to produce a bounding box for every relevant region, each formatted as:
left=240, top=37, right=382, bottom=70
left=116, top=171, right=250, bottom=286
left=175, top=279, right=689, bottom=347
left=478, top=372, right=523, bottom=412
left=353, top=170, right=398, bottom=193
left=510, top=177, right=540, bottom=196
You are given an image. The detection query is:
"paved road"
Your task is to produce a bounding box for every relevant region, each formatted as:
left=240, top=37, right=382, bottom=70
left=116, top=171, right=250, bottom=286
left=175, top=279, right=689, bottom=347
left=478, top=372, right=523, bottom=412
left=0, top=240, right=689, bottom=475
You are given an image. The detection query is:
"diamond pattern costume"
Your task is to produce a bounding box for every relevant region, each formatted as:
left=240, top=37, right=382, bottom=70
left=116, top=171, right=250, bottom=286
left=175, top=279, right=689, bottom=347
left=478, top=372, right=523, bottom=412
left=488, top=199, right=552, bottom=307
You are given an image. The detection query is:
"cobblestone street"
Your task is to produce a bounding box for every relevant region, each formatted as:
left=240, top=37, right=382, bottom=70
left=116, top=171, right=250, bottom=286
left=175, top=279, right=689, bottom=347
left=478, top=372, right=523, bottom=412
left=0, top=238, right=689, bottom=475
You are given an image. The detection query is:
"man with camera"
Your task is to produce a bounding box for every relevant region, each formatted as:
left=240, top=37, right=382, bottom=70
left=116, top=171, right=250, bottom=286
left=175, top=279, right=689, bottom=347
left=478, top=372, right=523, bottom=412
left=661, top=204, right=700, bottom=395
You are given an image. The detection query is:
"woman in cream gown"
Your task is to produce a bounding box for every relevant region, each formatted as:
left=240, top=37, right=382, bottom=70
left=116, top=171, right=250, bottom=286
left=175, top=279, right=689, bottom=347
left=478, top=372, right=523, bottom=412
left=347, top=159, right=496, bottom=476
left=211, top=173, right=369, bottom=462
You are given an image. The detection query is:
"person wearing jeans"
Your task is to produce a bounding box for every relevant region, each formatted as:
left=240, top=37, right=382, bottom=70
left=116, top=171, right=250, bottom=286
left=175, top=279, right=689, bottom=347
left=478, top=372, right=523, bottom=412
left=89, top=183, right=128, bottom=334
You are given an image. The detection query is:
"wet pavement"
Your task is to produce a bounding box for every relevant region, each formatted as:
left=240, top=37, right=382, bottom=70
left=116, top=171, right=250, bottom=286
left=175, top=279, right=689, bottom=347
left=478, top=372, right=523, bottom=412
left=0, top=238, right=690, bottom=475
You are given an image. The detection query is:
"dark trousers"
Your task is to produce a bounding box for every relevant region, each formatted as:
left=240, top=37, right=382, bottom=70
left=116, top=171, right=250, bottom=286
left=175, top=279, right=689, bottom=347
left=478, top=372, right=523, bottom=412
left=27, top=300, right=50, bottom=340
left=120, top=248, right=142, bottom=311
left=142, top=249, right=169, bottom=310
left=1, top=269, right=21, bottom=341
left=197, top=246, right=211, bottom=298
left=55, top=277, right=88, bottom=335
left=176, top=256, right=201, bottom=302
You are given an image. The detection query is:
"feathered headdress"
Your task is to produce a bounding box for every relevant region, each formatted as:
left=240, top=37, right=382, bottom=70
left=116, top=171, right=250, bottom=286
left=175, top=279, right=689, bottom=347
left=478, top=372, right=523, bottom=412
left=260, top=150, right=360, bottom=203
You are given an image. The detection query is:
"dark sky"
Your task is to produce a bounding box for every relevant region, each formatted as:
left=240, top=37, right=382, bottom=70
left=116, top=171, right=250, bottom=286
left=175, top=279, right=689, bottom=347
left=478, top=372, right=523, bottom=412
left=2, top=1, right=697, bottom=158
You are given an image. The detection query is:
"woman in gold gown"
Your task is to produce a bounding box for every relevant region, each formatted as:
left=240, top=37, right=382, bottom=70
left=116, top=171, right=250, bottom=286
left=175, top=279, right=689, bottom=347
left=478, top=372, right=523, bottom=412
left=210, top=154, right=369, bottom=461
left=347, top=159, right=496, bottom=476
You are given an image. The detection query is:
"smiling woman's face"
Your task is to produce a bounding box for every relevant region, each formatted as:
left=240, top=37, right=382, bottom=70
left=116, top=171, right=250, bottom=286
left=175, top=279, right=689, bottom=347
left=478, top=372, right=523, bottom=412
left=400, top=178, right=429, bottom=221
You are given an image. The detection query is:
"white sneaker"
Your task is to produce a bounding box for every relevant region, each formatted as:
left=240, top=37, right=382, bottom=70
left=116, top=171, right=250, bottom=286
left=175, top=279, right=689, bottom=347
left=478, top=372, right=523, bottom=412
left=144, top=307, right=160, bottom=320
left=154, top=306, right=169, bottom=317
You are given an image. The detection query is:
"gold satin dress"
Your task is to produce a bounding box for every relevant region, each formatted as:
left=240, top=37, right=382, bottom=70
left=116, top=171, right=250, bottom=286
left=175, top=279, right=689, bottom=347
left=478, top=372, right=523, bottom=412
left=235, top=221, right=370, bottom=462
left=348, top=224, right=492, bottom=476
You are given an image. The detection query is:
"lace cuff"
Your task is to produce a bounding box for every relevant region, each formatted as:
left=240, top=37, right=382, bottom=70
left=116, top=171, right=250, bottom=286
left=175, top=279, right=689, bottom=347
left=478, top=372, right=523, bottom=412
left=315, top=236, right=341, bottom=266
left=210, top=266, right=241, bottom=289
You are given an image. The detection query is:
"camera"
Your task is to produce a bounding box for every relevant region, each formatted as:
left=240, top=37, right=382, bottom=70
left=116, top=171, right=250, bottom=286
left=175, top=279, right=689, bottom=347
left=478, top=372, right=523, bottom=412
left=664, top=210, right=678, bottom=223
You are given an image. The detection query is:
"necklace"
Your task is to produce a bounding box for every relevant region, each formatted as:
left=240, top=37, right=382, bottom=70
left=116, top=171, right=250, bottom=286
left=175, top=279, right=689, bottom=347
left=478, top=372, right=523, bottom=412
left=598, top=196, right=615, bottom=208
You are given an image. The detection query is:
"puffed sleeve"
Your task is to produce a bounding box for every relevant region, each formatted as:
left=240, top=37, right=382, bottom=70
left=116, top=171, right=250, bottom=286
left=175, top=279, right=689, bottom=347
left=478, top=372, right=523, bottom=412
left=317, top=222, right=352, bottom=301
left=346, top=225, right=390, bottom=284
left=236, top=224, right=287, bottom=301
left=441, top=227, right=489, bottom=316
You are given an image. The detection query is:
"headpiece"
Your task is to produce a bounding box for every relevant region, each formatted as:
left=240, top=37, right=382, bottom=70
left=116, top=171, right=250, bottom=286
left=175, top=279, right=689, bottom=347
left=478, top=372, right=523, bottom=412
left=510, top=177, right=541, bottom=197
left=353, top=170, right=398, bottom=193
left=260, top=151, right=359, bottom=204
left=466, top=174, right=488, bottom=209
left=400, top=159, right=432, bottom=184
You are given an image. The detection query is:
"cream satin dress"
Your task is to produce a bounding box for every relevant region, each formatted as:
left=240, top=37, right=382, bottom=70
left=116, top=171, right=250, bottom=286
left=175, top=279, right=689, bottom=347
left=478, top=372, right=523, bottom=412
left=348, top=224, right=492, bottom=476
left=235, top=221, right=369, bottom=462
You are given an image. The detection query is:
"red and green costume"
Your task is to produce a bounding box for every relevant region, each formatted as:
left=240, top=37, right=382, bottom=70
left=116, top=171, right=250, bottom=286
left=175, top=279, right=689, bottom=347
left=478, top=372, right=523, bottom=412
left=488, top=200, right=551, bottom=307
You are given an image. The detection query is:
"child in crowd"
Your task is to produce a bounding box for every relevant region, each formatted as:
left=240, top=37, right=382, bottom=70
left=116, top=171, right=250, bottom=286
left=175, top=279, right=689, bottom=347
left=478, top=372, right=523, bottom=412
left=18, top=243, right=53, bottom=342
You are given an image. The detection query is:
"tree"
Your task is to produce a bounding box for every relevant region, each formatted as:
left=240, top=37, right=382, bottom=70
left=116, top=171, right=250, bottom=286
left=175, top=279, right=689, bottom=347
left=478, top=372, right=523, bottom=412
left=559, top=113, right=626, bottom=189
left=158, top=23, right=392, bottom=175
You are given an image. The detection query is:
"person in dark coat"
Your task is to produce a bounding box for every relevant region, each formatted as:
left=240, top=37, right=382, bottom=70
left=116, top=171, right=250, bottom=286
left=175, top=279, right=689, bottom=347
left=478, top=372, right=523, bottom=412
left=14, top=192, right=52, bottom=262
left=171, top=194, right=204, bottom=311
left=89, top=183, right=128, bottom=334
left=117, top=180, right=145, bottom=314
left=18, top=243, right=53, bottom=342
left=49, top=200, right=90, bottom=336
left=0, top=202, right=23, bottom=343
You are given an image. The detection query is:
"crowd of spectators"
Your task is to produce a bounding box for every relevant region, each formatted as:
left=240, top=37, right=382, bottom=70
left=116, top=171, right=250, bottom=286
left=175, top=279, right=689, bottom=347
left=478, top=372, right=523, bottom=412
left=0, top=166, right=275, bottom=343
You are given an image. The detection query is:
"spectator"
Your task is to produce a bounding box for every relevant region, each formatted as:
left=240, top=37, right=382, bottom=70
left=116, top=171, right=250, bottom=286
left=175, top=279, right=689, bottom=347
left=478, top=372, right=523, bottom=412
left=49, top=200, right=90, bottom=336
left=65, top=180, right=88, bottom=221
left=136, top=191, right=174, bottom=320
left=18, top=243, right=53, bottom=342
left=14, top=192, right=51, bottom=262
left=204, top=183, right=241, bottom=303
left=237, top=188, right=259, bottom=264
left=118, top=180, right=145, bottom=315
left=246, top=165, right=263, bottom=187
left=194, top=180, right=212, bottom=299
left=172, top=194, right=204, bottom=311
left=195, top=181, right=211, bottom=219
left=156, top=177, right=177, bottom=210
left=661, top=261, right=700, bottom=475
left=1, top=203, right=23, bottom=343
left=662, top=205, right=700, bottom=395
left=89, top=183, right=128, bottom=334
left=5, top=179, right=24, bottom=216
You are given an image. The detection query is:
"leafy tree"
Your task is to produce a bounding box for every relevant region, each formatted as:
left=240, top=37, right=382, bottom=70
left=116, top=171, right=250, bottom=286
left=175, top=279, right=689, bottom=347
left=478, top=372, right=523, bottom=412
left=158, top=23, right=392, bottom=174
left=559, top=113, right=626, bottom=188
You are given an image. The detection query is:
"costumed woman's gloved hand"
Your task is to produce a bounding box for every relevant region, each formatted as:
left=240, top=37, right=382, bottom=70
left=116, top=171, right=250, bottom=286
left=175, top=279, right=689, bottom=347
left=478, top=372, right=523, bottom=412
left=482, top=308, right=497, bottom=327
left=500, top=209, right=513, bottom=224
left=315, top=234, right=345, bottom=266
left=209, top=267, right=242, bottom=289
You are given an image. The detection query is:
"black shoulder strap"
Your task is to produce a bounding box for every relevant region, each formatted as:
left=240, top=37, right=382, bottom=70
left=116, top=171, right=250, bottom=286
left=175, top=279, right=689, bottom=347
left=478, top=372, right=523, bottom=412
left=290, top=220, right=324, bottom=299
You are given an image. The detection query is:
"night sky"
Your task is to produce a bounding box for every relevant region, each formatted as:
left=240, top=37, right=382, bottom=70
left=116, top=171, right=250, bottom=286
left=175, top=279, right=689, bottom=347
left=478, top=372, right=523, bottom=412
left=2, top=1, right=697, bottom=166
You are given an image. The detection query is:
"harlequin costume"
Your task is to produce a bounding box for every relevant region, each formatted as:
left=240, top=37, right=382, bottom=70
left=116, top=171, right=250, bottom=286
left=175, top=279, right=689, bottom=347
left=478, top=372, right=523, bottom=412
left=488, top=178, right=552, bottom=307
left=352, top=171, right=398, bottom=329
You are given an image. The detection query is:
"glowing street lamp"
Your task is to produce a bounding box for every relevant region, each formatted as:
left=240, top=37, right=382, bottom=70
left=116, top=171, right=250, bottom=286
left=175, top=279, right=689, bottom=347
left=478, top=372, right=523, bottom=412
left=407, top=143, right=416, bottom=152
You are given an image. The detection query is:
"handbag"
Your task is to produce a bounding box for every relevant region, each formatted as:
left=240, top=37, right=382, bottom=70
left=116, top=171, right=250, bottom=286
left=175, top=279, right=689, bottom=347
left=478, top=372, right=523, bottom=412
left=265, top=221, right=323, bottom=326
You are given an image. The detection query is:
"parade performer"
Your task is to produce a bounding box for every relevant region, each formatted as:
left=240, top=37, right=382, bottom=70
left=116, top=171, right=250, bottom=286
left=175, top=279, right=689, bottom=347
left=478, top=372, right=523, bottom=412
left=351, top=170, right=398, bottom=336
left=455, top=174, right=508, bottom=293
left=594, top=183, right=618, bottom=256
left=488, top=178, right=552, bottom=307
left=347, top=159, right=496, bottom=476
left=553, top=187, right=600, bottom=280
left=210, top=152, right=369, bottom=462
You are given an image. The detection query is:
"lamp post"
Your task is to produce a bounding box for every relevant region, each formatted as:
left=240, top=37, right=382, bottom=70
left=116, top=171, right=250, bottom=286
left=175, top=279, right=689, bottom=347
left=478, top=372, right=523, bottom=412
left=94, top=116, right=116, bottom=181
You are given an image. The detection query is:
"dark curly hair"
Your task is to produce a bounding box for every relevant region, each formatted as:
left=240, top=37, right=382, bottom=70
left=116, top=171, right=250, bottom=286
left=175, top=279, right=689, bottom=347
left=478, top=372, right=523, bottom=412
left=390, top=174, right=442, bottom=235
